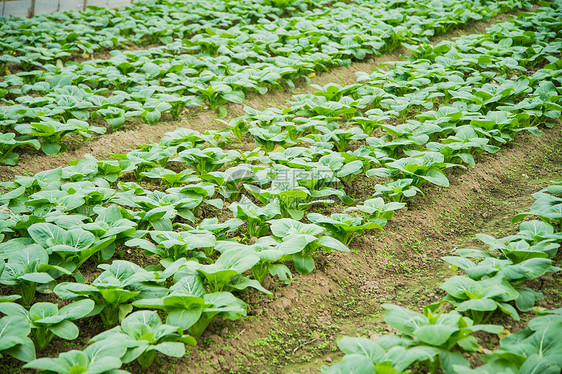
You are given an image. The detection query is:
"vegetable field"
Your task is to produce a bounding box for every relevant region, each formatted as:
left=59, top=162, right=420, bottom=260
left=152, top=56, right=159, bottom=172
left=0, top=0, right=561, bottom=373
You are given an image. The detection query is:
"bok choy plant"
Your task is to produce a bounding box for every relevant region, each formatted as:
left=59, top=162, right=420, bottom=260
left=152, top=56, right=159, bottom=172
left=89, top=310, right=196, bottom=369
left=268, top=218, right=348, bottom=274
left=54, top=261, right=166, bottom=327
left=0, top=300, right=95, bottom=350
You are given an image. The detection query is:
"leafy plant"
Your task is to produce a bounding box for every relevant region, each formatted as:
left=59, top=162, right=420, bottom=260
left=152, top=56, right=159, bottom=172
left=171, top=248, right=268, bottom=294
left=454, top=308, right=562, bottom=374
left=27, top=222, right=116, bottom=276
left=54, top=261, right=165, bottom=327
left=307, top=213, right=383, bottom=245
left=200, top=164, right=258, bottom=201
left=125, top=230, right=216, bottom=262
left=0, top=315, right=36, bottom=363
left=187, top=218, right=243, bottom=240
left=268, top=218, right=348, bottom=274
left=302, top=126, right=366, bottom=152
left=440, top=275, right=521, bottom=323
left=374, top=178, right=423, bottom=202
left=0, top=133, right=40, bottom=166
left=83, top=204, right=138, bottom=262
left=172, top=147, right=234, bottom=175
left=244, top=166, right=346, bottom=220
left=513, top=179, right=562, bottom=226
left=14, top=118, right=106, bottom=155
left=0, top=300, right=95, bottom=350
left=367, top=152, right=458, bottom=188
left=229, top=196, right=281, bottom=238
left=249, top=126, right=296, bottom=152
left=381, top=303, right=502, bottom=373
left=323, top=335, right=431, bottom=374
left=443, top=255, right=557, bottom=312
left=346, top=197, right=406, bottom=226
left=217, top=117, right=251, bottom=141
left=469, top=233, right=559, bottom=264
left=89, top=310, right=196, bottom=369
left=0, top=244, right=55, bottom=307
left=140, top=167, right=199, bottom=188
left=23, top=340, right=127, bottom=374
left=133, top=274, right=246, bottom=337
left=215, top=237, right=293, bottom=285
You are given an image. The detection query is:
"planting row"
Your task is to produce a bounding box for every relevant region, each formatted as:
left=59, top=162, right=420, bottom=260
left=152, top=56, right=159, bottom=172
left=0, top=0, right=330, bottom=71
left=0, top=3, right=561, bottom=372
left=323, top=180, right=562, bottom=374
left=225, top=2, right=562, bottom=197
left=0, top=0, right=533, bottom=163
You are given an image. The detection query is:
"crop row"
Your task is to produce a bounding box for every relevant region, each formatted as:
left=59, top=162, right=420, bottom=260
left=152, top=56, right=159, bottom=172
left=0, top=0, right=331, bottom=70
left=323, top=180, right=562, bottom=374
left=0, top=0, right=533, bottom=164
left=0, top=2, right=561, bottom=372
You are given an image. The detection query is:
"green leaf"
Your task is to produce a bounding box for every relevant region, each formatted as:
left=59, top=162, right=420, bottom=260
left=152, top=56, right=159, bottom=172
left=337, top=336, right=385, bottom=362
left=457, top=336, right=480, bottom=352
left=456, top=298, right=498, bottom=312
left=414, top=325, right=458, bottom=346
left=166, top=307, right=204, bottom=330
left=214, top=249, right=260, bottom=274
left=317, top=236, right=349, bottom=252
left=145, top=109, right=161, bottom=125
left=223, top=91, right=245, bottom=104
left=153, top=342, right=185, bottom=357
left=383, top=304, right=423, bottom=335
left=42, top=142, right=61, bottom=156
left=59, top=299, right=96, bottom=320
left=322, top=354, right=374, bottom=373
left=292, top=253, right=315, bottom=274
left=497, top=302, right=520, bottom=321
left=7, top=337, right=36, bottom=363
left=218, top=106, right=228, bottom=118
left=28, top=223, right=66, bottom=248
left=50, top=320, right=79, bottom=340
left=421, top=169, right=449, bottom=187
left=439, top=349, right=469, bottom=374
left=514, top=286, right=543, bottom=312
left=0, top=303, right=28, bottom=318
left=268, top=264, right=292, bottom=284
left=19, top=272, right=54, bottom=284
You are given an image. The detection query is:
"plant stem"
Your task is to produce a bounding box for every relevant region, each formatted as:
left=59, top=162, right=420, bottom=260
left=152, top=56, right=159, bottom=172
left=33, top=328, right=54, bottom=350
left=20, top=282, right=37, bottom=308
left=138, top=350, right=157, bottom=368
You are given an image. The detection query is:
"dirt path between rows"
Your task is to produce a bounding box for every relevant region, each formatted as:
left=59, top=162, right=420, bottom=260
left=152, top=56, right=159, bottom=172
left=0, top=10, right=525, bottom=182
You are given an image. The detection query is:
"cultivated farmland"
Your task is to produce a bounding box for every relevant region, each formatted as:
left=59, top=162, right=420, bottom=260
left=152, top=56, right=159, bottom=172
left=0, top=0, right=561, bottom=373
